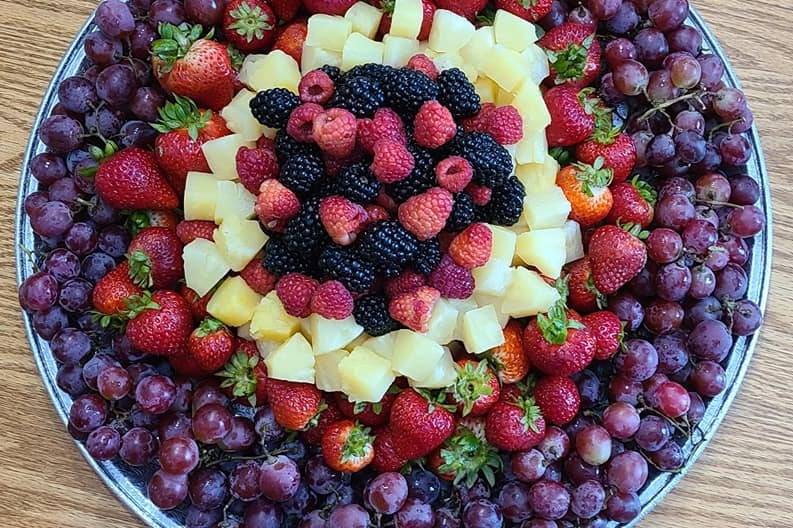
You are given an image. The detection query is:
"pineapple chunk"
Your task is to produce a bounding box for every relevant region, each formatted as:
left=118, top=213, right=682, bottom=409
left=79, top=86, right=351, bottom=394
left=428, top=9, right=475, bottom=52
left=237, top=323, right=252, bottom=340
left=488, top=225, right=517, bottom=265
left=481, top=45, right=525, bottom=92
left=302, top=45, right=342, bottom=72
left=309, top=314, right=364, bottom=356
left=473, top=259, right=513, bottom=296
left=433, top=52, right=477, bottom=82
left=462, top=305, right=505, bottom=354
left=515, top=126, right=548, bottom=164
left=255, top=338, right=280, bottom=359
left=516, top=228, right=567, bottom=278
left=523, top=186, right=571, bottom=230
left=363, top=332, right=398, bottom=361
left=383, top=35, right=421, bottom=67
left=496, top=87, right=514, bottom=107
left=345, top=2, right=383, bottom=38
left=522, top=44, right=550, bottom=85
left=250, top=291, right=300, bottom=341
left=243, top=50, right=302, bottom=93
left=564, top=220, right=585, bottom=263
left=207, top=276, right=262, bottom=327
left=315, top=349, right=350, bottom=392
left=213, top=219, right=268, bottom=272
left=474, top=77, right=498, bottom=103
left=494, top=9, right=538, bottom=51
left=265, top=333, right=315, bottom=383
left=391, top=329, right=445, bottom=381
left=214, top=181, right=256, bottom=224
left=347, top=332, right=369, bottom=350
left=339, top=346, right=396, bottom=402
left=511, top=81, right=551, bottom=131
left=422, top=298, right=459, bottom=345
left=202, top=134, right=256, bottom=180
left=390, top=0, right=423, bottom=39
left=183, top=239, right=230, bottom=297
left=473, top=294, right=511, bottom=328
left=184, top=171, right=218, bottom=221
left=221, top=90, right=265, bottom=142
left=450, top=296, right=482, bottom=342
left=342, top=32, right=384, bottom=70
left=306, top=15, right=352, bottom=51
left=501, top=267, right=560, bottom=318
left=409, top=348, right=457, bottom=389
left=460, top=27, right=496, bottom=72
left=516, top=154, right=559, bottom=192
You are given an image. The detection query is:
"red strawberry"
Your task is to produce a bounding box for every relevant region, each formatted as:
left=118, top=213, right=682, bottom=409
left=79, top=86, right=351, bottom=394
left=494, top=0, right=553, bottom=21
left=576, top=132, right=637, bottom=184
left=127, top=226, right=184, bottom=290
left=270, top=0, right=302, bottom=22
left=187, top=317, right=236, bottom=372
left=303, top=0, right=357, bottom=14
left=125, top=290, right=193, bottom=356
left=448, top=222, right=493, bottom=269
left=153, top=97, right=230, bottom=193
left=321, top=420, right=375, bottom=473
left=435, top=0, right=487, bottom=20
left=588, top=224, right=648, bottom=294
left=265, top=379, right=322, bottom=430
left=169, top=352, right=210, bottom=378
left=378, top=0, right=436, bottom=39
left=371, top=427, right=408, bottom=472
left=95, top=147, right=178, bottom=211
left=180, top=284, right=212, bottom=321
left=544, top=86, right=600, bottom=148
left=431, top=425, right=502, bottom=487
left=449, top=359, right=501, bottom=417
left=523, top=305, right=597, bottom=376
left=398, top=187, right=454, bottom=240
left=127, top=210, right=180, bottom=235
left=319, top=195, right=368, bottom=246
left=538, top=23, right=601, bottom=89
left=236, top=146, right=279, bottom=194
left=255, top=180, right=301, bottom=231
left=217, top=340, right=269, bottom=405
left=152, top=24, right=235, bottom=110
left=583, top=310, right=624, bottom=360
left=389, top=389, right=456, bottom=459
left=92, top=262, right=142, bottom=317
left=303, top=402, right=344, bottom=445
left=532, top=375, right=580, bottom=426
left=388, top=286, right=440, bottom=333
left=485, top=392, right=546, bottom=452
left=606, top=177, right=656, bottom=228
left=335, top=393, right=396, bottom=427
left=488, top=320, right=529, bottom=384
left=565, top=257, right=604, bottom=313
left=556, top=161, right=614, bottom=228
left=240, top=258, right=278, bottom=296
left=222, top=0, right=276, bottom=53
left=176, top=220, right=216, bottom=244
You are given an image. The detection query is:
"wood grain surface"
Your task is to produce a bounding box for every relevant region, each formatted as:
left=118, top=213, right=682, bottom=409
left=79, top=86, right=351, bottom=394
left=0, top=1, right=791, bottom=526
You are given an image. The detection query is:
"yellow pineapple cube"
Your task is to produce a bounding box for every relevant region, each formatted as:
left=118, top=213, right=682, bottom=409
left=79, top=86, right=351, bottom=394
left=473, top=294, right=511, bottom=328
left=501, top=267, right=560, bottom=318
left=496, top=87, right=515, bottom=107
left=184, top=171, right=218, bottom=221
left=522, top=44, right=550, bottom=85
left=213, top=219, right=268, bottom=272
left=433, top=52, right=477, bottom=82
left=390, top=0, right=423, bottom=39
left=255, top=338, right=280, bottom=359
left=300, top=317, right=312, bottom=340
left=302, top=45, right=343, bottom=72
left=383, top=35, right=421, bottom=67
left=315, top=349, right=350, bottom=392
left=309, top=314, right=364, bottom=356
left=342, top=33, right=385, bottom=70
left=242, top=50, right=302, bottom=93
left=515, top=125, right=548, bottom=164
left=481, top=45, right=525, bottom=92
left=391, top=329, right=445, bottom=381
left=306, top=14, right=352, bottom=51
left=409, top=348, right=457, bottom=389
left=250, top=291, right=301, bottom=341
left=265, top=333, right=315, bottom=383
left=237, top=323, right=252, bottom=340
left=183, top=239, right=230, bottom=297
left=202, top=134, right=256, bottom=180
left=207, top=276, right=262, bottom=327
left=422, top=298, right=459, bottom=345
left=488, top=225, right=518, bottom=265
left=474, top=77, right=498, bottom=103
left=494, top=9, right=538, bottom=51
left=221, top=90, right=265, bottom=142
left=473, top=259, right=513, bottom=296
left=345, top=2, right=383, bottom=38
left=462, top=305, right=505, bottom=354
left=460, top=27, right=495, bottom=72
left=339, top=346, right=396, bottom=402
left=363, top=332, right=398, bottom=361
left=564, top=220, right=585, bottom=263
left=428, top=9, right=475, bottom=52
left=214, top=181, right=256, bottom=224
left=511, top=81, right=551, bottom=131
left=516, top=154, right=559, bottom=192
left=523, top=186, right=571, bottom=230
left=516, top=228, right=567, bottom=278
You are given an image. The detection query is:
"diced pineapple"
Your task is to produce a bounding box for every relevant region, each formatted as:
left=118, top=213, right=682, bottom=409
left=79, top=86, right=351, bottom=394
left=362, top=332, right=398, bottom=361
left=265, top=332, right=315, bottom=383
left=301, top=45, right=343, bottom=72
left=516, top=154, right=559, bottom=192
left=214, top=181, right=256, bottom=224
left=494, top=9, right=538, bottom=51
left=474, top=77, right=498, bottom=103
left=202, top=134, right=256, bottom=180
left=495, top=87, right=514, bottom=107
left=309, top=314, right=364, bottom=356
left=255, top=338, right=280, bottom=359
left=339, top=346, right=396, bottom=402
left=473, top=259, right=513, bottom=296
left=564, top=220, right=585, bottom=263
left=184, top=171, right=218, bottom=221
left=473, top=294, right=511, bottom=328
left=511, top=81, right=551, bottom=130
left=345, top=1, right=383, bottom=38
left=523, top=186, right=571, bottom=230
left=221, top=90, right=265, bottom=142
left=214, top=219, right=268, bottom=272
left=450, top=296, right=482, bottom=342
left=428, top=9, right=475, bottom=52
left=315, top=349, right=350, bottom=392
left=237, top=323, right=252, bottom=340
left=391, top=329, right=445, bottom=381
left=390, top=0, right=423, bottom=39
left=422, top=298, right=459, bottom=345
left=515, top=124, right=548, bottom=165
left=488, top=225, right=517, bottom=265
left=516, top=228, right=567, bottom=278
left=250, top=291, right=300, bottom=341
left=237, top=53, right=265, bottom=85
left=207, top=276, right=262, bottom=327
left=522, top=44, right=550, bottom=85
left=243, top=50, right=302, bottom=93
left=481, top=45, right=525, bottom=92
left=300, top=317, right=312, bottom=339
left=347, top=332, right=369, bottom=350
left=460, top=27, right=495, bottom=72
left=306, top=15, right=352, bottom=51
left=501, top=267, right=560, bottom=318
left=409, top=348, right=457, bottom=389
left=462, top=305, right=505, bottom=354
left=432, top=52, right=477, bottom=82
left=183, top=239, right=230, bottom=297
left=342, top=32, right=384, bottom=70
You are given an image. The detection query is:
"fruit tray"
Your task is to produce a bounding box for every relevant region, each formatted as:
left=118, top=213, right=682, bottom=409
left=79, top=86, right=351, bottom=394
left=15, top=2, right=771, bottom=527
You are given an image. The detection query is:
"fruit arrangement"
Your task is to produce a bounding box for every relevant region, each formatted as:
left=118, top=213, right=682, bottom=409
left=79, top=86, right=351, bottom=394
left=18, top=0, right=767, bottom=526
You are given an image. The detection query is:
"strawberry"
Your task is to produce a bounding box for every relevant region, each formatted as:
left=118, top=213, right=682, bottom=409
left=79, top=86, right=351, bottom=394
left=448, top=223, right=493, bottom=269
left=125, top=290, right=193, bottom=356
left=180, top=284, right=212, bottom=321
left=576, top=131, right=637, bottom=184
left=270, top=0, right=302, bottom=22
left=389, top=389, right=456, bottom=459
left=449, top=360, right=500, bottom=417
left=588, top=224, right=648, bottom=294
left=152, top=23, right=235, bottom=110
left=523, top=304, right=597, bottom=376
left=176, top=220, right=216, bottom=244
left=371, top=427, right=408, bottom=472
left=222, top=0, right=276, bottom=53
left=335, top=392, right=396, bottom=427
left=583, top=310, right=624, bottom=360
left=255, top=180, right=301, bottom=231
left=127, top=210, right=179, bottom=235
left=493, top=0, right=553, bottom=22
left=606, top=177, right=656, bottom=228
left=240, top=258, right=278, bottom=296
left=95, top=147, right=179, bottom=211
left=265, top=379, right=322, bottom=430
left=485, top=392, right=546, bottom=452
left=413, top=100, right=457, bottom=149
left=378, top=0, right=436, bottom=39
left=187, top=317, right=236, bottom=372
left=92, top=262, right=142, bottom=317
left=152, top=96, right=230, bottom=193
left=321, top=420, right=375, bottom=472
left=273, top=20, right=308, bottom=65
left=488, top=320, right=529, bottom=384
left=303, top=402, right=344, bottom=445
left=236, top=146, right=279, bottom=195
left=432, top=426, right=502, bottom=487
left=532, top=375, right=580, bottom=426
left=126, top=226, right=184, bottom=290
left=303, top=0, right=357, bottom=14
left=556, top=160, right=614, bottom=228
left=544, top=86, right=600, bottom=148
left=565, top=258, right=604, bottom=314
left=388, top=286, right=441, bottom=333
left=538, top=23, right=601, bottom=89
left=435, top=0, right=487, bottom=20
left=397, top=187, right=454, bottom=240
left=169, top=352, right=210, bottom=378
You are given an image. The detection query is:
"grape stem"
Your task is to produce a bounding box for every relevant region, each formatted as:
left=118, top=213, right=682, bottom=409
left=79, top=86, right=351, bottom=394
left=639, top=405, right=691, bottom=438
left=202, top=447, right=289, bottom=468
left=636, top=90, right=706, bottom=124
left=696, top=199, right=743, bottom=209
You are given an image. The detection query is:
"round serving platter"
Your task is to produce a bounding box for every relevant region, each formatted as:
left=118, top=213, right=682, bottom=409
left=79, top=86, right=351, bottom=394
left=15, top=4, right=772, bottom=527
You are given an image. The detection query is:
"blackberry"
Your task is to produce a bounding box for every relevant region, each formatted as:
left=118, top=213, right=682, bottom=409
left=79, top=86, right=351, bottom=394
left=283, top=197, right=330, bottom=256
left=319, top=247, right=376, bottom=293
left=250, top=88, right=300, bottom=128
left=357, top=221, right=418, bottom=271
left=279, top=153, right=324, bottom=196
left=262, top=237, right=312, bottom=276
left=275, top=128, right=319, bottom=162
left=353, top=295, right=402, bottom=337
left=446, top=192, right=476, bottom=232
left=482, top=176, right=526, bottom=226
left=383, top=68, right=439, bottom=115
left=437, top=68, right=482, bottom=118
left=320, top=65, right=342, bottom=82
left=386, top=143, right=435, bottom=202
left=334, top=163, right=381, bottom=203
left=412, top=238, right=442, bottom=275
left=451, top=131, right=514, bottom=188
left=331, top=76, right=385, bottom=118
left=346, top=63, right=395, bottom=83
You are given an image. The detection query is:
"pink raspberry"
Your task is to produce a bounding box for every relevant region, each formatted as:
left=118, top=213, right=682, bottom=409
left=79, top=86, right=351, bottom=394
left=397, top=187, right=454, bottom=240
left=319, top=195, right=368, bottom=246
left=385, top=269, right=427, bottom=299
left=388, top=286, right=440, bottom=333
left=375, top=190, right=398, bottom=213
left=466, top=183, right=492, bottom=206
left=276, top=273, right=319, bottom=318
left=314, top=108, right=358, bottom=159
left=449, top=223, right=493, bottom=269
left=413, top=100, right=456, bottom=149
left=461, top=102, right=496, bottom=133
left=236, top=146, right=279, bottom=194
left=324, top=149, right=364, bottom=177
left=481, top=105, right=524, bottom=145
left=240, top=259, right=278, bottom=296
left=428, top=255, right=475, bottom=299
left=299, top=69, right=335, bottom=105
left=364, top=204, right=391, bottom=225
left=357, top=108, right=407, bottom=154
left=371, top=139, right=415, bottom=184
left=255, top=179, right=301, bottom=231
left=435, top=156, right=473, bottom=193
left=407, top=54, right=439, bottom=80
left=257, top=136, right=276, bottom=151
left=286, top=103, right=324, bottom=143
left=310, top=280, right=354, bottom=320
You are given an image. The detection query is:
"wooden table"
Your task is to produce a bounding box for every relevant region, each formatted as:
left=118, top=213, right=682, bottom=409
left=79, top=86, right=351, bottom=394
left=0, top=1, right=791, bottom=526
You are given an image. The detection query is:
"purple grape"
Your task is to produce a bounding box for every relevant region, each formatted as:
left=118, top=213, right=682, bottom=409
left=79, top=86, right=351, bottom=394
left=653, top=331, right=689, bottom=374
left=634, top=27, right=668, bottom=67
left=328, top=504, right=368, bottom=528
left=219, top=416, right=256, bottom=451
left=537, top=426, right=570, bottom=463
left=188, top=468, right=228, bottom=511
left=729, top=175, right=760, bottom=205
left=32, top=306, right=69, bottom=340
left=615, top=339, right=659, bottom=382
left=97, top=225, right=130, bottom=257
left=84, top=106, right=125, bottom=137
left=84, top=31, right=123, bottom=65
left=567, top=5, right=595, bottom=25
left=48, top=177, right=79, bottom=205
left=58, top=76, right=99, bottom=114
left=602, top=402, right=640, bottom=440
left=69, top=393, right=108, bottom=432
left=604, top=38, right=637, bottom=67
left=687, top=392, right=706, bottom=424
left=366, top=472, right=409, bottom=515
left=714, top=263, right=748, bottom=301
left=612, top=60, right=649, bottom=96
left=38, top=115, right=83, bottom=153
left=720, top=134, right=752, bottom=166
left=158, top=412, right=194, bottom=441
left=603, top=1, right=640, bottom=34
left=185, top=506, right=222, bottom=528
left=119, top=121, right=159, bottom=148
left=136, top=374, right=177, bottom=414
left=605, top=491, right=640, bottom=523
left=608, top=293, right=644, bottom=331
left=130, top=22, right=158, bottom=59
left=655, top=261, right=691, bottom=301
left=609, top=375, right=642, bottom=405
left=86, top=425, right=121, bottom=460
left=727, top=204, right=764, bottom=238
left=674, top=130, right=706, bottom=163
left=607, top=451, right=648, bottom=493
left=259, top=455, right=301, bottom=502
left=570, top=480, right=606, bottom=519
left=575, top=425, right=611, bottom=466
left=30, top=152, right=67, bottom=185
left=647, top=70, right=679, bottom=103
left=540, top=0, right=566, bottom=30
left=727, top=298, right=763, bottom=336
left=95, top=64, right=138, bottom=108
left=635, top=415, right=672, bottom=452
left=81, top=252, right=116, bottom=282
left=65, top=222, right=99, bottom=255
left=668, top=25, right=702, bottom=54
left=57, top=364, right=89, bottom=396
left=650, top=441, right=684, bottom=470
left=184, top=0, right=224, bottom=26
left=253, top=406, right=285, bottom=444
left=655, top=193, right=695, bottom=230
left=58, top=278, right=93, bottom=312
left=691, top=360, right=727, bottom=397
left=19, top=271, right=59, bottom=311
left=528, top=480, right=570, bottom=520
left=88, top=198, right=120, bottom=225
left=149, top=0, right=186, bottom=25
left=96, top=0, right=135, bottom=37
left=120, top=427, right=157, bottom=466
left=50, top=327, right=91, bottom=365
left=511, top=449, right=548, bottom=483
left=148, top=469, right=188, bottom=510
left=130, top=87, right=166, bottom=122
left=44, top=248, right=81, bottom=283
left=644, top=299, right=684, bottom=334
left=495, top=482, right=531, bottom=523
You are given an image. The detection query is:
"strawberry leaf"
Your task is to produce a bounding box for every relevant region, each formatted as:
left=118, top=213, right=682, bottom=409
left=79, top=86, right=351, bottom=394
left=438, top=426, right=502, bottom=488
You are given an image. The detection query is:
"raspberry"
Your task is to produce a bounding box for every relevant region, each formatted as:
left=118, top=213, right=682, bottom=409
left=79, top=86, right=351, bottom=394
left=323, top=149, right=364, bottom=177
left=376, top=189, right=398, bottom=213
left=466, top=183, right=492, bottom=206
left=310, top=280, right=354, bottom=320
left=357, top=108, right=407, bottom=154
left=313, top=108, right=358, bottom=159
left=428, top=255, right=475, bottom=299
left=255, top=180, right=301, bottom=231
left=435, top=156, right=473, bottom=193
left=461, top=102, right=496, bottom=132
left=286, top=103, right=324, bottom=143
left=276, top=272, right=319, bottom=317
left=385, top=269, right=427, bottom=298
left=240, top=259, right=278, bottom=295
left=413, top=100, right=457, bottom=149
left=406, top=54, right=439, bottom=80
left=449, top=223, right=493, bottom=269
left=364, top=204, right=390, bottom=224
left=481, top=105, right=524, bottom=145
left=371, top=139, right=415, bottom=184
left=319, top=195, right=368, bottom=246
left=299, top=69, right=335, bottom=105
left=397, top=187, right=454, bottom=240
left=388, top=285, right=440, bottom=333
left=257, top=136, right=276, bottom=151
left=236, top=146, right=279, bottom=194
left=176, top=220, right=215, bottom=244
